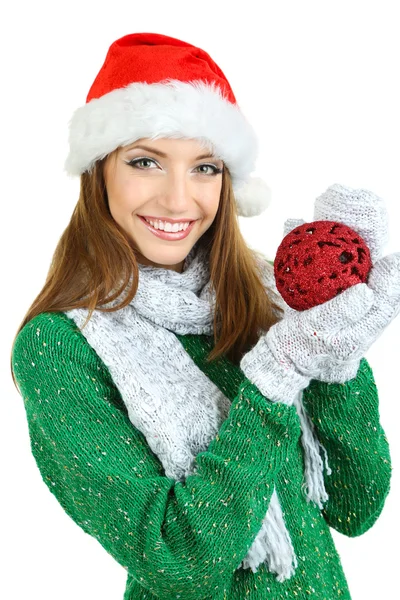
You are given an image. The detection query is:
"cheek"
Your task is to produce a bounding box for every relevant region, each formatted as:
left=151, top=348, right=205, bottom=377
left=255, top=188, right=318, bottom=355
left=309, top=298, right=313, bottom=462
left=200, top=182, right=222, bottom=216
left=109, top=177, right=148, bottom=214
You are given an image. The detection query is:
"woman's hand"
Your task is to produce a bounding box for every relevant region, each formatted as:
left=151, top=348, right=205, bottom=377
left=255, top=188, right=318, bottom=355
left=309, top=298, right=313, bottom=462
left=272, top=184, right=400, bottom=385
left=282, top=183, right=390, bottom=262
left=278, top=251, right=400, bottom=383
left=312, top=183, right=390, bottom=263
left=240, top=251, right=400, bottom=401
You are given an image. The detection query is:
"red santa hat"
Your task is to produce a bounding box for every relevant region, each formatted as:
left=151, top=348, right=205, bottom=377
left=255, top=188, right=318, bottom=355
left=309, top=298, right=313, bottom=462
left=65, top=32, right=271, bottom=217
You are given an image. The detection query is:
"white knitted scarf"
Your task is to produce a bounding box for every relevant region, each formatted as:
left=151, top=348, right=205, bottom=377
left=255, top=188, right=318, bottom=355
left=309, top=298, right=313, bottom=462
left=65, top=241, right=331, bottom=583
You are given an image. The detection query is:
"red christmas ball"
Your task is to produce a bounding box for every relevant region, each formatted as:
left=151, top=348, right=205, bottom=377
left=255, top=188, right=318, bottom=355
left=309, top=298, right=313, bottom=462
left=274, top=220, right=372, bottom=311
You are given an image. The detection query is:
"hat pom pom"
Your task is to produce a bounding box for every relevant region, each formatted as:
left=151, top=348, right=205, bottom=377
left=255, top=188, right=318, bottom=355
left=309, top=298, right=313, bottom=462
left=234, top=177, right=272, bottom=217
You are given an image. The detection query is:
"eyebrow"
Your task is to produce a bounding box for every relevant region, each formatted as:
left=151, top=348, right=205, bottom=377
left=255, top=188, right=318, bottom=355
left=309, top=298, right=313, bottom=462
left=124, top=143, right=219, bottom=161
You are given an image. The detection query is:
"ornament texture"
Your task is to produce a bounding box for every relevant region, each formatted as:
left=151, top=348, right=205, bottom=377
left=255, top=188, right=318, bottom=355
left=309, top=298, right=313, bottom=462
left=274, top=220, right=372, bottom=311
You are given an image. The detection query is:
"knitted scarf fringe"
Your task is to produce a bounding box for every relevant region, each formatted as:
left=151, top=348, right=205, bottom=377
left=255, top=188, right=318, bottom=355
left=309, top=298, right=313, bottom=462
left=293, top=391, right=332, bottom=509
left=239, top=391, right=331, bottom=581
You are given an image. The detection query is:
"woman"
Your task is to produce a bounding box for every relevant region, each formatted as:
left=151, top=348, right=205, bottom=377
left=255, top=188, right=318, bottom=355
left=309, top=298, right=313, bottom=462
left=10, top=32, right=400, bottom=599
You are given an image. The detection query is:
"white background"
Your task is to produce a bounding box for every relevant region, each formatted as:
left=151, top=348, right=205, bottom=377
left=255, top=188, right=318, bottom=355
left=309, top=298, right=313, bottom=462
left=2, top=1, right=399, bottom=598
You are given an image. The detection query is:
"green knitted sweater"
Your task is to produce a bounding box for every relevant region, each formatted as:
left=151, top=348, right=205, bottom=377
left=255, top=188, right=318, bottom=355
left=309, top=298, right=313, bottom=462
left=12, top=311, right=391, bottom=600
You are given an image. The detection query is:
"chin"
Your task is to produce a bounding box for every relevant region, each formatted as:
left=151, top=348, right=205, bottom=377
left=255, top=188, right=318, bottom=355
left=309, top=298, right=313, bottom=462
left=136, top=246, right=193, bottom=270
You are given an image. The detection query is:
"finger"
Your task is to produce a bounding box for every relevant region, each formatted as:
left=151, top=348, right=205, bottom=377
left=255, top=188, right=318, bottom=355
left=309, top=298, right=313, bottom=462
left=367, top=252, right=400, bottom=299
left=340, top=253, right=400, bottom=345
left=331, top=300, right=400, bottom=361
left=300, top=283, right=374, bottom=333
left=283, top=305, right=298, bottom=318
left=283, top=218, right=305, bottom=237
left=313, top=183, right=389, bottom=262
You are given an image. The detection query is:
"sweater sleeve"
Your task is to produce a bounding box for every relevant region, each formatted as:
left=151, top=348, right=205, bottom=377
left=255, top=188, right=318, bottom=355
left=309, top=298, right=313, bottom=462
left=12, top=312, right=301, bottom=600
left=301, top=357, right=392, bottom=537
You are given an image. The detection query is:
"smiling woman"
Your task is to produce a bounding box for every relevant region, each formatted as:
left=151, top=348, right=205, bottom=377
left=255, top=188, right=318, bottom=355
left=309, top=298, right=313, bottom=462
left=9, top=26, right=282, bottom=377
left=10, top=30, right=398, bottom=600
left=103, top=138, right=224, bottom=272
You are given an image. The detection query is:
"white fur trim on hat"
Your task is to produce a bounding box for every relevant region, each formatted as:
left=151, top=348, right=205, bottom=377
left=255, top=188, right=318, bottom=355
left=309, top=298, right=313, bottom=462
left=65, top=79, right=272, bottom=216
left=235, top=177, right=272, bottom=217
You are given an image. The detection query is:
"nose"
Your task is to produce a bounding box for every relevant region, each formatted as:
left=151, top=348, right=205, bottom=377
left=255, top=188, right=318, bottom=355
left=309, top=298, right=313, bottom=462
left=161, top=169, right=193, bottom=215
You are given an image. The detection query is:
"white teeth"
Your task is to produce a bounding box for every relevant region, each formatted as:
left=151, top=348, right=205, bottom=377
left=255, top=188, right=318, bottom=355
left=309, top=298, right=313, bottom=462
left=144, top=217, right=190, bottom=232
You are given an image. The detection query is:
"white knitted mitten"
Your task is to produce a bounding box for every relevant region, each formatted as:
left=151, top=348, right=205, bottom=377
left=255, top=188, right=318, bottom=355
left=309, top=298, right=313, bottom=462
left=282, top=184, right=389, bottom=259
left=279, top=183, right=398, bottom=383
left=313, top=183, right=389, bottom=263
left=241, top=258, right=400, bottom=400
left=240, top=281, right=374, bottom=404
left=241, top=184, right=400, bottom=399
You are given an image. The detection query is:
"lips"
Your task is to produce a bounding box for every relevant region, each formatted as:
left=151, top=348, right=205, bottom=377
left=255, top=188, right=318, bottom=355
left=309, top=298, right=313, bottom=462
left=138, top=215, right=196, bottom=240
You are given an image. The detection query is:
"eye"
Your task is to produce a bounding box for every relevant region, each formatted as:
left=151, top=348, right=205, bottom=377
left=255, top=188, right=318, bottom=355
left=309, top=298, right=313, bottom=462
left=124, top=158, right=223, bottom=175
left=194, top=164, right=223, bottom=176
left=125, top=157, right=159, bottom=170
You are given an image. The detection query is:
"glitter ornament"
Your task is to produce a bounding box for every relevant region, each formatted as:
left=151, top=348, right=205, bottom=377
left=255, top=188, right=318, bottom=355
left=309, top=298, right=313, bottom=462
left=274, top=220, right=373, bottom=311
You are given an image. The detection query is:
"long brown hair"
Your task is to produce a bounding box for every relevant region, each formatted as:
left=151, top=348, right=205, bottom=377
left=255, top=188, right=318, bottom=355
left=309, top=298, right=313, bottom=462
left=10, top=156, right=283, bottom=390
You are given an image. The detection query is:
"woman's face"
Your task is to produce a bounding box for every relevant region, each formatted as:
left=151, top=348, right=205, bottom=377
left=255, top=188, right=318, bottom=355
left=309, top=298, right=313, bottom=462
left=104, top=137, right=224, bottom=273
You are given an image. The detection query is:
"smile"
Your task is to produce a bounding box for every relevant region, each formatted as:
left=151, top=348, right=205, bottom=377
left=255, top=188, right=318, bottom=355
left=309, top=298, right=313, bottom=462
left=138, top=216, right=197, bottom=241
